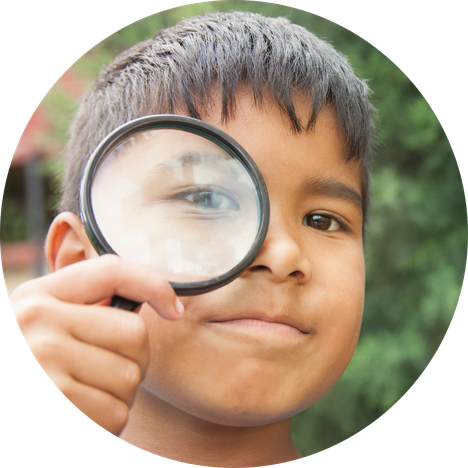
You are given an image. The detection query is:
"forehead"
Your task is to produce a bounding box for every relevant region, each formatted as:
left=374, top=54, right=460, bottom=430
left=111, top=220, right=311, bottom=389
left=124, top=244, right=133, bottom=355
left=200, top=92, right=363, bottom=199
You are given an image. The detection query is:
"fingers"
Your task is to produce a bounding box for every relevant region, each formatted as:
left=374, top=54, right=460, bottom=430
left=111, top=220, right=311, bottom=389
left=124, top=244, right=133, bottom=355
left=13, top=254, right=184, bottom=320
left=30, top=327, right=143, bottom=407
left=10, top=254, right=184, bottom=436
left=15, top=294, right=150, bottom=381
left=58, top=375, right=130, bottom=436
left=17, top=297, right=149, bottom=436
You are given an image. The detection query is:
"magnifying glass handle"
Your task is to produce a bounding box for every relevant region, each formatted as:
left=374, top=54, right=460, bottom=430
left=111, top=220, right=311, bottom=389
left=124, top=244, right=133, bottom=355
left=110, top=295, right=141, bottom=312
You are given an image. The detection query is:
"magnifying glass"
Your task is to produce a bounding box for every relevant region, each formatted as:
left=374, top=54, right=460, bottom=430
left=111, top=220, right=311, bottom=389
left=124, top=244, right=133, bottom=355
left=80, top=115, right=269, bottom=311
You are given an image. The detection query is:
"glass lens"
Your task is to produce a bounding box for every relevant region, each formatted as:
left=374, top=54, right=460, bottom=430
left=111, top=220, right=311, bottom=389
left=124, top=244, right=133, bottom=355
left=91, top=128, right=260, bottom=283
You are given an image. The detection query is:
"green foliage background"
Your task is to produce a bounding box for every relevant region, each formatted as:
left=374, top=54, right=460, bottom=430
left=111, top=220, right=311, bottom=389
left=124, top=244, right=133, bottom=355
left=5, top=0, right=467, bottom=457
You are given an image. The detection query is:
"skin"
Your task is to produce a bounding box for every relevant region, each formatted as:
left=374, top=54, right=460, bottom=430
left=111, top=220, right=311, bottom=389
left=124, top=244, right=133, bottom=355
left=12, top=92, right=365, bottom=467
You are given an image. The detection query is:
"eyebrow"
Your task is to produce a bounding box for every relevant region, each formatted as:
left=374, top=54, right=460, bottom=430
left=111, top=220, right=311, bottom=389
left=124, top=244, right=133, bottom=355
left=300, top=176, right=363, bottom=213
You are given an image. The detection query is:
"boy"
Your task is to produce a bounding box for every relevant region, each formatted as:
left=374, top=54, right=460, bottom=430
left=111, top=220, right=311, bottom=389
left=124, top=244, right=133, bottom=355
left=11, top=11, right=373, bottom=467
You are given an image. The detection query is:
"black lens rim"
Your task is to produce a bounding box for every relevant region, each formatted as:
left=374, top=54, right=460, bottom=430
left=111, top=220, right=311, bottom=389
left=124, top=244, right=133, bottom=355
left=80, top=114, right=270, bottom=296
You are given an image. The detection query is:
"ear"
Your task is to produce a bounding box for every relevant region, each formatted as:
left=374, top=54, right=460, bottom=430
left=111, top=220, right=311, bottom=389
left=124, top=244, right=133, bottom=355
left=45, top=212, right=98, bottom=273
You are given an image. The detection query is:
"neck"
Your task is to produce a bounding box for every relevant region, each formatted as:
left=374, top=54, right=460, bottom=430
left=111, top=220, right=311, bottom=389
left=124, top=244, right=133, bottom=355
left=120, top=387, right=301, bottom=467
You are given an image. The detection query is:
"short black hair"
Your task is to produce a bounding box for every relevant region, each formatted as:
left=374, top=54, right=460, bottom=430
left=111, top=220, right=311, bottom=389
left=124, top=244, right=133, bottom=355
left=60, top=11, right=375, bottom=220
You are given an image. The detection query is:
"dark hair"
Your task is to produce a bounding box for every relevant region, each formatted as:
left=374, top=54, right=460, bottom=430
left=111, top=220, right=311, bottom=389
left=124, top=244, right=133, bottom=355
left=59, top=11, right=375, bottom=220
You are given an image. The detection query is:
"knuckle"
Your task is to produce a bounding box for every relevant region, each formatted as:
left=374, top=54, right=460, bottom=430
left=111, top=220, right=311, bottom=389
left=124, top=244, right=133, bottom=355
left=58, top=377, right=76, bottom=401
left=13, top=297, right=47, bottom=329
left=10, top=278, right=39, bottom=300
left=33, top=335, right=65, bottom=364
left=123, top=361, right=141, bottom=389
left=110, top=400, right=129, bottom=433
left=44, top=336, right=65, bottom=359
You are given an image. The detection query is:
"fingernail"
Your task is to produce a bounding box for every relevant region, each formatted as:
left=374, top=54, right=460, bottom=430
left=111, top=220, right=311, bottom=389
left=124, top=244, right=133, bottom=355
left=174, top=297, right=185, bottom=316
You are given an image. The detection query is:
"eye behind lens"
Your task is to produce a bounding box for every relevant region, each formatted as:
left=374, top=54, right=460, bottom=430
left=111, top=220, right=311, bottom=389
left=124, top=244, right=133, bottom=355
left=173, top=186, right=240, bottom=211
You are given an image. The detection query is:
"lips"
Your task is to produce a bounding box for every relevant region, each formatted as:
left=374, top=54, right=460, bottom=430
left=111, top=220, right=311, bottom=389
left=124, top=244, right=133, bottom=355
left=208, top=312, right=310, bottom=336
left=211, top=318, right=307, bottom=338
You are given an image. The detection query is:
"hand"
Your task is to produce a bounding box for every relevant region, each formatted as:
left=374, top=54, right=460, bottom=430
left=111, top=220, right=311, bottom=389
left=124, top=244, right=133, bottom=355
left=11, top=254, right=184, bottom=435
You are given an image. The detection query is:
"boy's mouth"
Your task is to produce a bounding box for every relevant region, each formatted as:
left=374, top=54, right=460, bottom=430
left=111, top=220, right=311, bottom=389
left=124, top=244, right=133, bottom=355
left=208, top=314, right=310, bottom=338
left=210, top=319, right=305, bottom=338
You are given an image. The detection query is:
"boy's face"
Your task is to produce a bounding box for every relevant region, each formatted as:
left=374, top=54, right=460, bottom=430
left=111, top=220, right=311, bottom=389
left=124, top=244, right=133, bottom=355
left=136, top=91, right=365, bottom=426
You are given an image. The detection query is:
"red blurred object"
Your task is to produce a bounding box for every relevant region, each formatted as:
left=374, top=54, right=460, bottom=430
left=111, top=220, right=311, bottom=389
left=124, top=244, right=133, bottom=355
left=1, top=242, right=43, bottom=268
left=12, top=107, right=52, bottom=166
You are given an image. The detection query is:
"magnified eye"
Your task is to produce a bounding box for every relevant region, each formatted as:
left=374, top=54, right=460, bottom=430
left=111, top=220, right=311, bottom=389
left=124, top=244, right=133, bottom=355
left=177, top=187, right=240, bottom=211
left=303, top=214, right=342, bottom=231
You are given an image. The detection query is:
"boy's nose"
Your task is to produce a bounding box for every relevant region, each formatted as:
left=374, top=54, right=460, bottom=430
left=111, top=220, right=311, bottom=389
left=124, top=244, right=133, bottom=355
left=245, top=214, right=313, bottom=284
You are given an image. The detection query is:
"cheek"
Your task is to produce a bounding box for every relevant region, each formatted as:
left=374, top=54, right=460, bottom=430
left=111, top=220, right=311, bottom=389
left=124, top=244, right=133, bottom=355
left=313, top=244, right=365, bottom=365
left=283, top=244, right=365, bottom=409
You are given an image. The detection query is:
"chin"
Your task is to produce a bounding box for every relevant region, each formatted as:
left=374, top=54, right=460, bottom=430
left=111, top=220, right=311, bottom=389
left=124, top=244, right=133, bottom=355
left=141, top=367, right=329, bottom=428
left=195, top=407, right=299, bottom=428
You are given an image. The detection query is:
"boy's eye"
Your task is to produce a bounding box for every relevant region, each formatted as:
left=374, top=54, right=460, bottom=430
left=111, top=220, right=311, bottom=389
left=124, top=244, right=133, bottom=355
left=303, top=214, right=343, bottom=231
left=176, top=188, right=240, bottom=211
